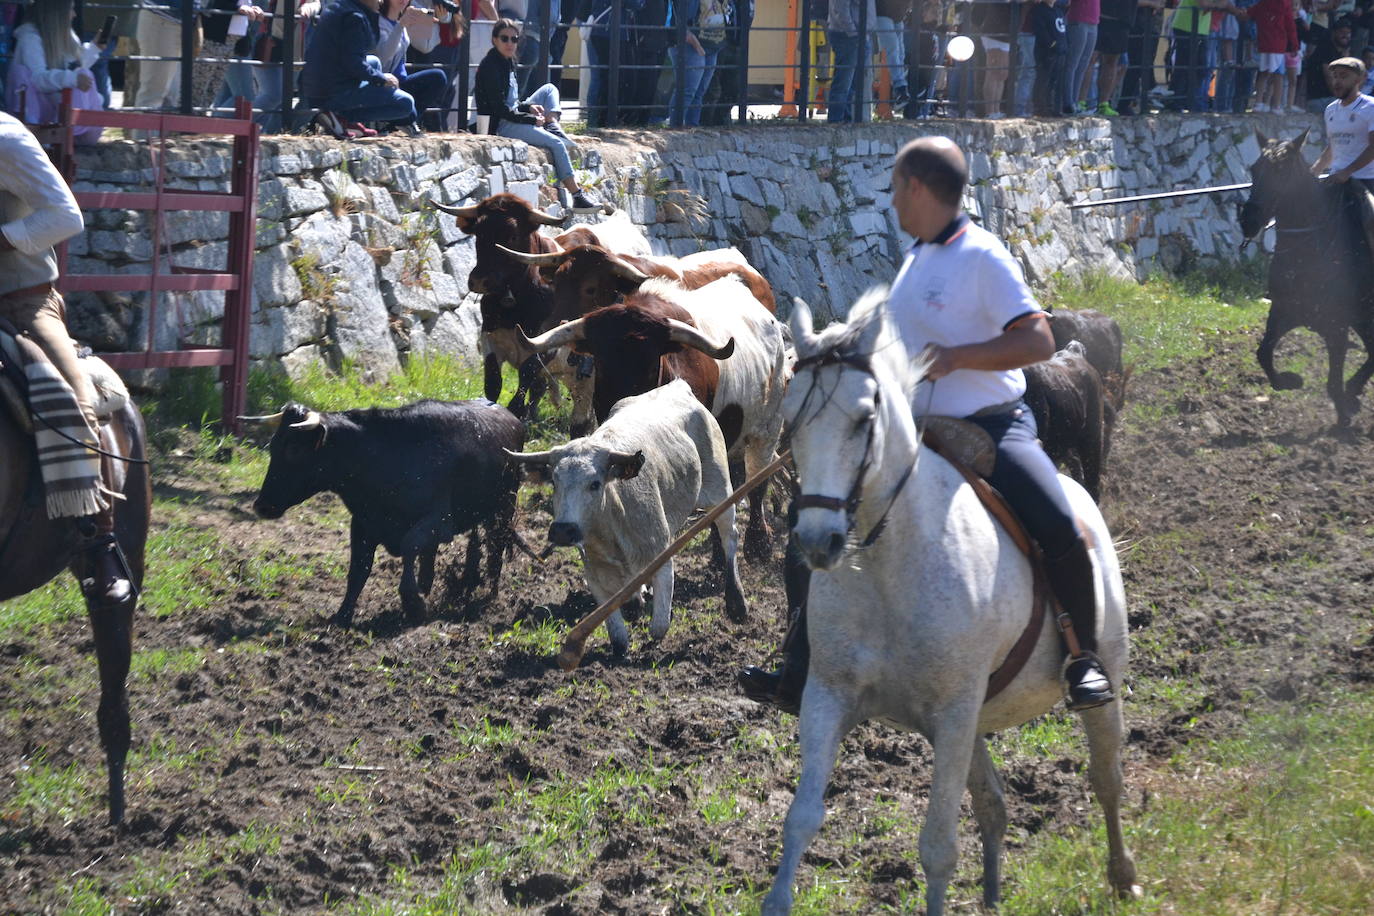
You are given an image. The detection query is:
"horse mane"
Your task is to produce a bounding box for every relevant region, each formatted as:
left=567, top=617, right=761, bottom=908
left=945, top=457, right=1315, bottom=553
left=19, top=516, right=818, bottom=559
left=804, top=285, right=933, bottom=401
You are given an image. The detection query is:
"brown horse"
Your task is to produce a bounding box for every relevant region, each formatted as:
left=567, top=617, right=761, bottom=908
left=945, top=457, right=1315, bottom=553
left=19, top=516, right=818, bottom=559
left=0, top=397, right=150, bottom=825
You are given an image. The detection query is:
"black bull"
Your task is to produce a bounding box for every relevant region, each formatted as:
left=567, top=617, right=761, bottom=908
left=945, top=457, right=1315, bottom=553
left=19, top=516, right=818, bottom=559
left=249, top=399, right=525, bottom=627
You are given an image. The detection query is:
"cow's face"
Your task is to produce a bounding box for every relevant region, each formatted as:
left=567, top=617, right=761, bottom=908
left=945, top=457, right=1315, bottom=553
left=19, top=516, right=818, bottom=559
left=546, top=444, right=645, bottom=546
left=253, top=403, right=330, bottom=519
left=579, top=310, right=680, bottom=420
left=456, top=195, right=559, bottom=295
left=549, top=249, right=640, bottom=325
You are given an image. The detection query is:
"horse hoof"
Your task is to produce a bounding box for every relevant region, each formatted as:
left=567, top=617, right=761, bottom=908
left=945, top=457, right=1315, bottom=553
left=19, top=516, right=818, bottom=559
left=1272, top=372, right=1304, bottom=391
left=1118, top=883, right=1144, bottom=899
left=330, top=612, right=354, bottom=629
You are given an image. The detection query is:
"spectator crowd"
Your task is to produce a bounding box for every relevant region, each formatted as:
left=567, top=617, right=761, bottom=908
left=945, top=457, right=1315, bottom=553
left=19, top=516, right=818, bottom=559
left=2, top=0, right=1373, bottom=140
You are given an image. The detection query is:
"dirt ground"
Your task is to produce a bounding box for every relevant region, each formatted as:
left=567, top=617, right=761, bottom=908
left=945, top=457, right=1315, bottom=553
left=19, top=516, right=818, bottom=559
left=3, top=328, right=1373, bottom=914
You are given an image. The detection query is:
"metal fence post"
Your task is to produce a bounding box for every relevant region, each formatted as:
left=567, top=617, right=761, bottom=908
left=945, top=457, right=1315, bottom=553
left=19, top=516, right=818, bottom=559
left=855, top=0, right=868, bottom=122
left=672, top=0, right=686, bottom=126
left=798, top=0, right=811, bottom=123
left=608, top=0, right=623, bottom=126
left=280, top=0, right=297, bottom=132
left=180, top=0, right=195, bottom=113
left=735, top=0, right=752, bottom=124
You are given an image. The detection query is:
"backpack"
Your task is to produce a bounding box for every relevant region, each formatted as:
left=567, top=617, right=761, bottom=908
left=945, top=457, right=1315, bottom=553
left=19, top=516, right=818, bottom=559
left=698, top=0, right=728, bottom=45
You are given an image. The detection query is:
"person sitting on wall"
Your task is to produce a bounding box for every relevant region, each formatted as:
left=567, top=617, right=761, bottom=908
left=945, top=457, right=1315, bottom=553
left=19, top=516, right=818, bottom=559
left=475, top=18, right=604, bottom=211
left=301, top=0, right=425, bottom=137
left=6, top=0, right=108, bottom=143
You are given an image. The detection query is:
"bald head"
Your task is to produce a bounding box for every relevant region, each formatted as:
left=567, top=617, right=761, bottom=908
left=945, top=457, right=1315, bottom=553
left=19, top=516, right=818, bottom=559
left=894, top=137, right=968, bottom=208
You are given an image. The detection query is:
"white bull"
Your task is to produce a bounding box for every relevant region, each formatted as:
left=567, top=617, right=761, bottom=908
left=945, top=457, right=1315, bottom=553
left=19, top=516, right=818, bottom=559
left=506, top=380, right=747, bottom=655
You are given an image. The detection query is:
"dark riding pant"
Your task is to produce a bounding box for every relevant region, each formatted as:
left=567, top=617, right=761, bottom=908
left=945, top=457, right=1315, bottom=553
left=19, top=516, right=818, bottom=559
left=963, top=400, right=1080, bottom=562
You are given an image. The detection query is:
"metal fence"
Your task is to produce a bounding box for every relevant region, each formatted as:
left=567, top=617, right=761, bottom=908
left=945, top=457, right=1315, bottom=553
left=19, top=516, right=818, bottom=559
left=4, top=0, right=1332, bottom=133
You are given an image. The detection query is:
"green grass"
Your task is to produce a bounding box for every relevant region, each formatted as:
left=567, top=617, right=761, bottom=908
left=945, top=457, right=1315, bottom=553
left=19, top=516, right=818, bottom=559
left=999, top=689, right=1374, bottom=916
left=1042, top=266, right=1270, bottom=372
left=3, top=754, right=95, bottom=823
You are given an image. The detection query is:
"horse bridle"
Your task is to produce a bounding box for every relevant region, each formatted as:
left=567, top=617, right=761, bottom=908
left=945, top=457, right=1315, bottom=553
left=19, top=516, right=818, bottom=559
left=788, top=348, right=918, bottom=549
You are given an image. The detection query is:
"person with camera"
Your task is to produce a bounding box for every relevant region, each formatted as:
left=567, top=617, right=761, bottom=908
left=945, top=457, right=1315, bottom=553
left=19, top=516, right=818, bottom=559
left=301, top=0, right=426, bottom=136
left=7, top=0, right=108, bottom=140
left=375, top=0, right=464, bottom=132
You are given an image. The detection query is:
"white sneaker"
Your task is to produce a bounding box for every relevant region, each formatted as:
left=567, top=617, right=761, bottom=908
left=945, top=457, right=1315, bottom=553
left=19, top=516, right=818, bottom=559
left=1253, top=102, right=1269, bottom=113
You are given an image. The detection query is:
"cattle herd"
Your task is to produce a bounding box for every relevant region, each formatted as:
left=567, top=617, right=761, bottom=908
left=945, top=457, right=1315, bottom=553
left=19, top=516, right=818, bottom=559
left=246, top=193, right=1127, bottom=648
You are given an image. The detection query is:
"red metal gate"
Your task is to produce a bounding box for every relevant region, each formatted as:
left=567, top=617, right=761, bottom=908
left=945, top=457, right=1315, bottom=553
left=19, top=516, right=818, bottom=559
left=36, top=97, right=260, bottom=430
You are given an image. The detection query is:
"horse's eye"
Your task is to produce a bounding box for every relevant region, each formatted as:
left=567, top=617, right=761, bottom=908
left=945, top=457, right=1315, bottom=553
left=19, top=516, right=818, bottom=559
left=589, top=480, right=602, bottom=492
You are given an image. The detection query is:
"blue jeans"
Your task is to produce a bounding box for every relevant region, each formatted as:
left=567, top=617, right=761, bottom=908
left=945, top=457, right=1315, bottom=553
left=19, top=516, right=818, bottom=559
left=496, top=83, right=577, bottom=181
left=873, top=16, right=908, bottom=98
left=667, top=43, right=719, bottom=127
left=826, top=29, right=866, bottom=123
left=254, top=62, right=285, bottom=132
left=1014, top=33, right=1037, bottom=116
left=316, top=55, right=419, bottom=125
left=1066, top=21, right=1097, bottom=109
left=213, top=59, right=257, bottom=117
left=399, top=68, right=448, bottom=126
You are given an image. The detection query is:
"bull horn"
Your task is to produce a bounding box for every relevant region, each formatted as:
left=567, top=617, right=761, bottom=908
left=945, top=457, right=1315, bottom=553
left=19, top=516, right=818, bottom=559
left=496, top=244, right=570, bottom=267
left=289, top=410, right=324, bottom=430
left=605, top=255, right=652, bottom=284
left=666, top=318, right=735, bottom=360
left=503, top=447, right=555, bottom=465
left=531, top=207, right=569, bottom=226
left=521, top=319, right=586, bottom=352
left=431, top=201, right=481, bottom=218
left=237, top=411, right=285, bottom=429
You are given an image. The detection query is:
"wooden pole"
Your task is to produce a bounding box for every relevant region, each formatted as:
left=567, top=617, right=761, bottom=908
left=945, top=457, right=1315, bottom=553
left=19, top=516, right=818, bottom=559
left=554, top=450, right=791, bottom=671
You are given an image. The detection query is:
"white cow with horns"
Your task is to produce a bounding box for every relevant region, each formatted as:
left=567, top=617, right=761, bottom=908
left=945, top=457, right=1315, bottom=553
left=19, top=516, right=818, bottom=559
left=505, top=380, right=747, bottom=655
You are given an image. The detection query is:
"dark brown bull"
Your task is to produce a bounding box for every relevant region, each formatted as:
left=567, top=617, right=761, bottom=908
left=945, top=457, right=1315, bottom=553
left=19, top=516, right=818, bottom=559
left=523, top=297, right=735, bottom=424
left=1, top=399, right=150, bottom=825
left=1023, top=341, right=1109, bottom=501
left=1049, top=307, right=1128, bottom=413
left=432, top=194, right=587, bottom=418
left=497, top=243, right=778, bottom=328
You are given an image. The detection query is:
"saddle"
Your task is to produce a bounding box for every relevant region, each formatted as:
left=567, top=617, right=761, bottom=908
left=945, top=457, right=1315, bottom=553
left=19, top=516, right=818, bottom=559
left=921, top=417, right=1089, bottom=703
left=0, top=322, right=129, bottom=435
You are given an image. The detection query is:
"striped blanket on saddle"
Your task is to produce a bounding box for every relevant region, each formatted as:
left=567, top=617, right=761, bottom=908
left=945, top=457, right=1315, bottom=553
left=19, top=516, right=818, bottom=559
left=0, top=327, right=108, bottom=519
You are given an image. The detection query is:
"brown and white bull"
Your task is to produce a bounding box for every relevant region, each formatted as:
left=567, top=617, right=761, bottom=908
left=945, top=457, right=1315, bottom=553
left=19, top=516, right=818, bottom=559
left=520, top=276, right=789, bottom=559
left=506, top=379, right=747, bottom=656
left=431, top=194, right=651, bottom=421
left=493, top=242, right=778, bottom=435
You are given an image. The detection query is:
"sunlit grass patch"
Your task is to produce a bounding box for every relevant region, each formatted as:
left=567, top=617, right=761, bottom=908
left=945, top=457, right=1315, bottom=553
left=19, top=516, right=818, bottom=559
left=999, top=689, right=1374, bottom=916
left=1042, top=268, right=1269, bottom=372
left=3, top=754, right=96, bottom=824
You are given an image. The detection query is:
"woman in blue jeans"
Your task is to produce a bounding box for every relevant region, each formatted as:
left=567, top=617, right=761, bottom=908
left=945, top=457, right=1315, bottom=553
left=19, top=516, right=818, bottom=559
left=827, top=0, right=876, bottom=122
left=475, top=19, right=602, bottom=211
left=666, top=0, right=725, bottom=126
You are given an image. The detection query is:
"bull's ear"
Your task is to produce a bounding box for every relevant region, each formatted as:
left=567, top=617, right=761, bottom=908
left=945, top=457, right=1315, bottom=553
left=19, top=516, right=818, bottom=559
left=608, top=450, right=645, bottom=480
left=1254, top=128, right=1270, bottom=148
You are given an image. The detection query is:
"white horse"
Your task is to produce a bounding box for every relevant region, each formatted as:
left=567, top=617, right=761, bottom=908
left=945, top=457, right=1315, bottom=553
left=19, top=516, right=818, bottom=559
left=762, top=288, right=1140, bottom=915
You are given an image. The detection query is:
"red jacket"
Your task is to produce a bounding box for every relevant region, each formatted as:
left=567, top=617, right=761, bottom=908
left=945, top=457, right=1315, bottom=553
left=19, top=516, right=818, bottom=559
left=1252, top=0, right=1298, bottom=55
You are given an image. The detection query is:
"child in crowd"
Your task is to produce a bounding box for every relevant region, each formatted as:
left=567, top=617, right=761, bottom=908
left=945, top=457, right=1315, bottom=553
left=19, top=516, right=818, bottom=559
left=1032, top=0, right=1071, bottom=115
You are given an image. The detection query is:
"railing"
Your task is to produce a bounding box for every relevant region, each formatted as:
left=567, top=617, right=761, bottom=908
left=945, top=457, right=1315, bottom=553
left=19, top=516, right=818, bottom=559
left=12, top=0, right=1314, bottom=132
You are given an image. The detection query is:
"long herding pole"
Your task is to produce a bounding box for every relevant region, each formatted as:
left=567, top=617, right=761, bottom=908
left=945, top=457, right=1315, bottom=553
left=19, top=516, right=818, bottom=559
left=1068, top=182, right=1253, bottom=209
left=554, top=450, right=792, bottom=672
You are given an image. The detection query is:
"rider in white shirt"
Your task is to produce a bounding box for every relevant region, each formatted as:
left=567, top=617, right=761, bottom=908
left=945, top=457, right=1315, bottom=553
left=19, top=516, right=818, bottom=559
left=1313, top=56, right=1374, bottom=256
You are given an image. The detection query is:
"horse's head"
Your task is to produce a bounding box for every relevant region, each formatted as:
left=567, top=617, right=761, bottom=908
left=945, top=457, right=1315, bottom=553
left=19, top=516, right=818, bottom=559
left=783, top=287, right=924, bottom=570
left=1240, top=129, right=1312, bottom=239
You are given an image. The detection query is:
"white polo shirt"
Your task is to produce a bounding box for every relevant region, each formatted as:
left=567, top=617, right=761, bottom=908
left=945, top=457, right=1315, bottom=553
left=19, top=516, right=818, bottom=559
left=889, top=214, right=1044, bottom=418
left=1324, top=92, right=1374, bottom=179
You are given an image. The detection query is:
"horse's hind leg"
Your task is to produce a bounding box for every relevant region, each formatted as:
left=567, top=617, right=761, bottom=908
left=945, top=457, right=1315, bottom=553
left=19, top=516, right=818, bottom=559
left=85, top=591, right=134, bottom=825
left=1343, top=320, right=1374, bottom=408
left=966, top=735, right=1008, bottom=908
left=1080, top=699, right=1141, bottom=898
left=1257, top=308, right=1303, bottom=390
left=762, top=688, right=854, bottom=916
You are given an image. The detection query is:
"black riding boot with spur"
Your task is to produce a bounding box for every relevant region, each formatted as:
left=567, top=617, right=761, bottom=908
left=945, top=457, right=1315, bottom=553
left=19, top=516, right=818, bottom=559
left=1044, top=538, right=1115, bottom=711
left=78, top=509, right=132, bottom=607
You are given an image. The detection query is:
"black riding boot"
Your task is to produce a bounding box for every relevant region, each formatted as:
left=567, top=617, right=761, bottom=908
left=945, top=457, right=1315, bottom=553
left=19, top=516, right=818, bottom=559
left=78, top=513, right=133, bottom=606
left=738, top=536, right=811, bottom=715
left=1043, top=538, right=1115, bottom=711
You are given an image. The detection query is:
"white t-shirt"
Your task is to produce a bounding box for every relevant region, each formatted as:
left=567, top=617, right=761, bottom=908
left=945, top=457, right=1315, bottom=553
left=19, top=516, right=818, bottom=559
left=889, top=215, right=1044, bottom=418
left=1324, top=93, right=1374, bottom=180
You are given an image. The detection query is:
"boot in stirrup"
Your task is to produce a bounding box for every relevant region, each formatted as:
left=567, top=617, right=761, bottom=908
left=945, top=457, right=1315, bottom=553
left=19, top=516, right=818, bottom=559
left=1044, top=539, right=1116, bottom=711
left=81, top=531, right=133, bottom=606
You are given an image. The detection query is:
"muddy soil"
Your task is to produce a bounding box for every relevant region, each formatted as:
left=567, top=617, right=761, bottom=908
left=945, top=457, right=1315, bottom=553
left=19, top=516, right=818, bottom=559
left=3, top=329, right=1372, bottom=914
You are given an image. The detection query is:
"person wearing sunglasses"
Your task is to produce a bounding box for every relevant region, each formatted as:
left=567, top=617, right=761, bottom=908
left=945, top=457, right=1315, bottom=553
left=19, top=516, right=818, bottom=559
left=475, top=18, right=604, bottom=212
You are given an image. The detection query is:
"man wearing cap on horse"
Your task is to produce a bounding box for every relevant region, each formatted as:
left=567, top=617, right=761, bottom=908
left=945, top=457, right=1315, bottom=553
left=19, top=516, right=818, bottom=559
left=0, top=111, right=131, bottom=605
left=741, top=135, right=1114, bottom=714
left=1312, top=55, right=1374, bottom=259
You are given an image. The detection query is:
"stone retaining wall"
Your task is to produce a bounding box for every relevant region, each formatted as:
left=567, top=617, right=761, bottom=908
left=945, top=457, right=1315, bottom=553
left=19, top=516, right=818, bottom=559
left=61, top=115, right=1311, bottom=383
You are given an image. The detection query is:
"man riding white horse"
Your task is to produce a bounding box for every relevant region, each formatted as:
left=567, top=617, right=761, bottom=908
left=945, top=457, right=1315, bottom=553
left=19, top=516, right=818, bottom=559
left=741, top=135, right=1114, bottom=713
left=0, top=111, right=130, bottom=604
left=1311, top=55, right=1374, bottom=258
